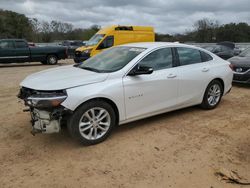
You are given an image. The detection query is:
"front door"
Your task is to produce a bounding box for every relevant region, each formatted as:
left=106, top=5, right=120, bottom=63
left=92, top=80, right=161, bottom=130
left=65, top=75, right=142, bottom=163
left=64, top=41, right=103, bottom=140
left=123, top=47, right=179, bottom=120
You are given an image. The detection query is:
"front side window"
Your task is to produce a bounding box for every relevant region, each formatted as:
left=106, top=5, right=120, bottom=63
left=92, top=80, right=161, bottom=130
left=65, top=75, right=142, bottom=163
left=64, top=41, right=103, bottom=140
left=177, top=47, right=202, bottom=66
left=97, top=36, right=114, bottom=49
left=15, top=41, right=28, bottom=48
left=79, top=46, right=146, bottom=72
left=86, top=34, right=105, bottom=46
left=0, top=41, right=14, bottom=49
left=138, top=48, right=173, bottom=70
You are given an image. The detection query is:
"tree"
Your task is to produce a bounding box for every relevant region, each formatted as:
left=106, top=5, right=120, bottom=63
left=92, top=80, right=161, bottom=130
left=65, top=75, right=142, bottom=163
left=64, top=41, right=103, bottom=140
left=0, top=9, right=33, bottom=40
left=193, top=18, right=219, bottom=42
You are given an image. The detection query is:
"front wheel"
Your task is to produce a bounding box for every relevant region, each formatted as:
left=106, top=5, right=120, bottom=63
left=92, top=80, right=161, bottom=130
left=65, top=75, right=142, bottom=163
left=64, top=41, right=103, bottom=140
left=46, top=55, right=58, bottom=65
left=68, top=100, right=116, bottom=145
left=201, top=80, right=223, bottom=109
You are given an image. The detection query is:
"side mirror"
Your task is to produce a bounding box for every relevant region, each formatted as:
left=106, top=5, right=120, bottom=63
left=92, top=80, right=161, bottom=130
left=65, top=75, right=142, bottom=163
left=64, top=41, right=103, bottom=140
left=128, top=65, right=153, bottom=76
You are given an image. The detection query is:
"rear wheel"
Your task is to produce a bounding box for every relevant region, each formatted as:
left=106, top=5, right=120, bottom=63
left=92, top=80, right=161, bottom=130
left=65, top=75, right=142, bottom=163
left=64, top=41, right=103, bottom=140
left=68, top=100, right=116, bottom=145
left=46, top=55, right=58, bottom=65
left=201, top=80, right=223, bottom=109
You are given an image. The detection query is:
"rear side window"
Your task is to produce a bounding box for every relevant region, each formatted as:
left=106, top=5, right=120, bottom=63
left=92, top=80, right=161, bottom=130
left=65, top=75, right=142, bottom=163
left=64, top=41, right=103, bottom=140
left=177, top=47, right=202, bottom=66
left=200, top=51, right=213, bottom=62
left=15, top=41, right=28, bottom=48
left=138, top=48, right=173, bottom=70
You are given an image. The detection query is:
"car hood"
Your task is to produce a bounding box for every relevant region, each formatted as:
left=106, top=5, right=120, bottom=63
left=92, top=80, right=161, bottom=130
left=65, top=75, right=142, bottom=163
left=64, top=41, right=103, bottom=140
left=76, top=46, right=93, bottom=52
left=20, top=65, right=109, bottom=91
left=228, top=56, right=250, bottom=67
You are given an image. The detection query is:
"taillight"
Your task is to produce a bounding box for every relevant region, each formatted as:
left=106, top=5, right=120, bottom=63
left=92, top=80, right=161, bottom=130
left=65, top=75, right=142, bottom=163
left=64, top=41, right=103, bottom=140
left=229, top=64, right=234, bottom=71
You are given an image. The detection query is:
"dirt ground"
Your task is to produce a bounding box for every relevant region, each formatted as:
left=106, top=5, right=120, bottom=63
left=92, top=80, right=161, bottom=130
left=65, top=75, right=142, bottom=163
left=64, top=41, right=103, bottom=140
left=0, top=60, right=249, bottom=188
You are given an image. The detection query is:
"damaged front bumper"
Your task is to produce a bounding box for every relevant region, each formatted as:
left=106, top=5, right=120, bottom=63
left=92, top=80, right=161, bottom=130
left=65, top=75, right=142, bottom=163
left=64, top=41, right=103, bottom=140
left=18, top=87, right=71, bottom=135
left=30, top=108, right=63, bottom=134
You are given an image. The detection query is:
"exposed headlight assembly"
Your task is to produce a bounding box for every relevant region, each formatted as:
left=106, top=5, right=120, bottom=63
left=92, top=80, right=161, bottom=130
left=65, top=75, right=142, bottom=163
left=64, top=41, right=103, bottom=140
left=26, top=93, right=67, bottom=108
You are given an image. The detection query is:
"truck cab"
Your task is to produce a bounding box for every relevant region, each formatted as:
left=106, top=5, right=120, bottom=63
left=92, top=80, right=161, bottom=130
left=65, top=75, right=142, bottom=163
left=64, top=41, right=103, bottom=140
left=74, top=25, right=155, bottom=63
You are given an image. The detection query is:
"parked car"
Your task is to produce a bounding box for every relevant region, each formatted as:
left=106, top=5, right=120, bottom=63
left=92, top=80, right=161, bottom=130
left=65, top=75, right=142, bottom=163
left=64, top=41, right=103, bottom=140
left=74, top=25, right=155, bottom=63
left=0, top=39, right=68, bottom=65
left=204, top=42, right=240, bottom=60
left=18, top=42, right=233, bottom=145
left=61, top=40, right=85, bottom=58
left=228, top=48, right=250, bottom=83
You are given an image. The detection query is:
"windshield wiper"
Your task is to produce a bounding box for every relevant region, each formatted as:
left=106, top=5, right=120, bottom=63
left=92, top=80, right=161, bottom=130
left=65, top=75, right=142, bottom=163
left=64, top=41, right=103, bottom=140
left=80, top=66, right=101, bottom=73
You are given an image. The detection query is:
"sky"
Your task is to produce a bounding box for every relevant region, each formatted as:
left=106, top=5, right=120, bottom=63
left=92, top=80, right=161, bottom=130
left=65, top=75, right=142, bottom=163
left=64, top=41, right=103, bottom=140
left=0, top=0, right=250, bottom=34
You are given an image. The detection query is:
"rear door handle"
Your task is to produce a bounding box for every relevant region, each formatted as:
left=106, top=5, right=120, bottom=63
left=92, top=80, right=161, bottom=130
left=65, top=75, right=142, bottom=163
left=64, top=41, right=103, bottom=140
left=202, top=67, right=209, bottom=72
left=167, top=73, right=177, bottom=78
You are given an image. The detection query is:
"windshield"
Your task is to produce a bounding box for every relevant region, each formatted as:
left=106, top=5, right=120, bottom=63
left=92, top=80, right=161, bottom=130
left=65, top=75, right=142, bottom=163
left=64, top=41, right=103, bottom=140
left=86, top=34, right=105, bottom=46
left=239, top=48, right=250, bottom=57
left=79, top=46, right=146, bottom=73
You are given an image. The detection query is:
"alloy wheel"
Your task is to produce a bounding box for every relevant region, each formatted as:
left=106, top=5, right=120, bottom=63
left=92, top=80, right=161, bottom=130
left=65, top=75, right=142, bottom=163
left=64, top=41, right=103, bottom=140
left=78, top=107, right=111, bottom=140
left=207, top=83, right=221, bottom=106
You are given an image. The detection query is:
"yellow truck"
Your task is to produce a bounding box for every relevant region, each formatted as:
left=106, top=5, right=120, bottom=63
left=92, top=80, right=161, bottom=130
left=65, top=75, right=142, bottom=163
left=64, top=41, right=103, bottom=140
left=74, top=25, right=155, bottom=63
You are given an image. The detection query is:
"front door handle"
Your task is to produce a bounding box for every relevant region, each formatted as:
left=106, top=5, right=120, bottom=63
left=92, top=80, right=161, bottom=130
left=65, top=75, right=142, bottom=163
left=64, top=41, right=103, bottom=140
left=202, top=67, right=209, bottom=72
left=167, top=73, right=177, bottom=78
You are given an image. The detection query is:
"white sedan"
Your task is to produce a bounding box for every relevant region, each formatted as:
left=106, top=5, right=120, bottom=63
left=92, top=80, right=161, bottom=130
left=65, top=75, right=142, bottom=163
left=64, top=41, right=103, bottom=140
left=18, top=42, right=233, bottom=145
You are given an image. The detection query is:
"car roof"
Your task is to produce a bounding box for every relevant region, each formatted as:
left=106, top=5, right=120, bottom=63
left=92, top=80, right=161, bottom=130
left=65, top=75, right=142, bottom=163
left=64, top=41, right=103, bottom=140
left=121, top=42, right=199, bottom=49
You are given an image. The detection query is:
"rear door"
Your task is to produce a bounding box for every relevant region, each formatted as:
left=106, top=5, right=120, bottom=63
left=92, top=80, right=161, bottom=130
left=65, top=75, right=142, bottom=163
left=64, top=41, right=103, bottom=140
left=0, top=40, right=16, bottom=63
left=14, top=40, right=30, bottom=62
left=174, top=47, right=213, bottom=106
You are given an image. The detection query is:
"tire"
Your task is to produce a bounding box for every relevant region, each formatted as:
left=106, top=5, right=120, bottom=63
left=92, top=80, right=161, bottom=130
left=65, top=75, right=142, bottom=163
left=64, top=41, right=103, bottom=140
left=46, top=55, right=58, bottom=65
left=67, top=100, right=116, bottom=145
left=201, top=80, right=223, bottom=109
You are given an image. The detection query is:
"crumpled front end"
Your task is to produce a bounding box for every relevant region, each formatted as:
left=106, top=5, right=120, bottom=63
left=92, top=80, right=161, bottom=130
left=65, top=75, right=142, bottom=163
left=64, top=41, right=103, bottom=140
left=18, top=87, right=71, bottom=135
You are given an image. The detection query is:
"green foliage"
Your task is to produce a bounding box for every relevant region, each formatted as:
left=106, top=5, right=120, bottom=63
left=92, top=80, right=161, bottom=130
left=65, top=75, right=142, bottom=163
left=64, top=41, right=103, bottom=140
left=0, top=9, right=100, bottom=42
left=216, top=23, right=250, bottom=42
left=174, top=18, right=250, bottom=42
left=0, top=9, right=33, bottom=40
